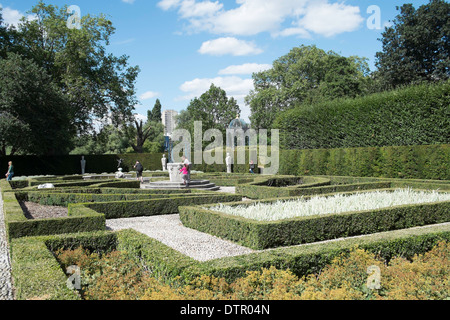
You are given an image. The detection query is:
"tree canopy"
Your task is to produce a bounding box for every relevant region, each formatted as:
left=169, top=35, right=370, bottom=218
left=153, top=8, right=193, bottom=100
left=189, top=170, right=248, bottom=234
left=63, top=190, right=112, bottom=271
left=177, top=84, right=241, bottom=137
left=245, top=45, right=370, bottom=130
left=375, top=0, right=450, bottom=88
left=0, top=1, right=140, bottom=156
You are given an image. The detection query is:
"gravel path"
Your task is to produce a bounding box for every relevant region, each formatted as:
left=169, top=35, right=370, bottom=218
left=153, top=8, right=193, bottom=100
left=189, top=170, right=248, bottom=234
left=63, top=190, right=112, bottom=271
left=0, top=191, right=14, bottom=300
left=106, top=215, right=256, bottom=261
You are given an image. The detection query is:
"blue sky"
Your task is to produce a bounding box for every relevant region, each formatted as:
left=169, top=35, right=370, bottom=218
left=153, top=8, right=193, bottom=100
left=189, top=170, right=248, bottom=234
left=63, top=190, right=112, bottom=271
left=0, top=0, right=429, bottom=123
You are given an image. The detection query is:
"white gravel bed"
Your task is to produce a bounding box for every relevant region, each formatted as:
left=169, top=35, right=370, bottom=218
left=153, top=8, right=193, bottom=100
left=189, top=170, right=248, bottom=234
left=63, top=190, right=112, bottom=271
left=106, top=214, right=256, bottom=262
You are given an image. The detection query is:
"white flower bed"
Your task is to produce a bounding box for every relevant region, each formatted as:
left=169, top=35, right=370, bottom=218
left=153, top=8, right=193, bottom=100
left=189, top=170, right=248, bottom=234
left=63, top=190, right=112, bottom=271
left=210, top=189, right=450, bottom=222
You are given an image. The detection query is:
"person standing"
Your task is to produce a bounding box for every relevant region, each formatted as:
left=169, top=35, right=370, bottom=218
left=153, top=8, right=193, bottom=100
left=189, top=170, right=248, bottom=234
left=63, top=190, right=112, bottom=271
left=249, top=160, right=255, bottom=174
left=179, top=163, right=189, bottom=186
left=181, top=155, right=191, bottom=187
left=134, top=161, right=144, bottom=183
left=5, top=161, right=14, bottom=181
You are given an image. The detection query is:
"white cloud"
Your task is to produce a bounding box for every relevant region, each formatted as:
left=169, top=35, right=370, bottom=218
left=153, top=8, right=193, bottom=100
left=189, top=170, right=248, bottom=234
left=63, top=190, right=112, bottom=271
left=218, top=63, right=272, bottom=75
left=199, top=37, right=263, bottom=56
left=158, top=0, right=363, bottom=38
left=139, top=91, right=159, bottom=100
left=298, top=2, right=364, bottom=37
left=0, top=4, right=35, bottom=27
left=122, top=0, right=136, bottom=4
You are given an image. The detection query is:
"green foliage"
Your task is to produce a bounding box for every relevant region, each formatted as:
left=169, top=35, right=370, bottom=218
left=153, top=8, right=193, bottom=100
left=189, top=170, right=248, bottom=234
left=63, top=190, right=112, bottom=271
left=4, top=191, right=105, bottom=239
left=148, top=99, right=162, bottom=123
left=0, top=1, right=140, bottom=156
left=14, top=1, right=140, bottom=133
left=8, top=224, right=450, bottom=299
left=180, top=195, right=450, bottom=250
left=246, top=45, right=371, bottom=130
left=74, top=193, right=242, bottom=219
left=275, top=82, right=450, bottom=151
left=0, top=52, right=74, bottom=156
left=177, top=84, right=241, bottom=138
left=375, top=0, right=450, bottom=88
left=277, top=144, right=450, bottom=180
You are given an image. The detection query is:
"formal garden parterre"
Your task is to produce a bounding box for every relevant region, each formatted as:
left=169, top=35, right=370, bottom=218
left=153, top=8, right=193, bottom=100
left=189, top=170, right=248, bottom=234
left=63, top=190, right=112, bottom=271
left=1, top=169, right=449, bottom=300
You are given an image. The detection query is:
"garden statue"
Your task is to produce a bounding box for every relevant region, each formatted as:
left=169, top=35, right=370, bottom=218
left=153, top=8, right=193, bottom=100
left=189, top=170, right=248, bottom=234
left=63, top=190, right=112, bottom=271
left=117, top=158, right=124, bottom=169
left=162, top=154, right=167, bottom=171
left=226, top=153, right=232, bottom=173
left=115, top=168, right=125, bottom=179
left=81, top=156, right=86, bottom=175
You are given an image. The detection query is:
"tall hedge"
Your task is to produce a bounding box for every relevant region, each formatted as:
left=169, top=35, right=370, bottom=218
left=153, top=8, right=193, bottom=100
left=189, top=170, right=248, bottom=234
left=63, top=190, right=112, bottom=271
left=274, top=81, right=450, bottom=150
left=0, top=153, right=167, bottom=176
left=278, top=144, right=450, bottom=180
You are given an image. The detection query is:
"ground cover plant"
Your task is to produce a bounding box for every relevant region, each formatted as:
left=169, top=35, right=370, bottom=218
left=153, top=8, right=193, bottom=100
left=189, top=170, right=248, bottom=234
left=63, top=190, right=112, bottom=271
left=210, top=188, right=450, bottom=222
left=54, top=241, right=450, bottom=300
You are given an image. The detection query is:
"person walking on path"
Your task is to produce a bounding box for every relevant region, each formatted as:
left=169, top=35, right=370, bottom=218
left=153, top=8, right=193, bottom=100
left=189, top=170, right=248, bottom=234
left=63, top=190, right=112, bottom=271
left=134, top=161, right=144, bottom=183
left=5, top=162, right=14, bottom=181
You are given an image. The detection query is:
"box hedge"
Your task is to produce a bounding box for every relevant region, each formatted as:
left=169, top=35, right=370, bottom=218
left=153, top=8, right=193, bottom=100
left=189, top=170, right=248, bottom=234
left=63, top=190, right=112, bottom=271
left=3, top=190, right=106, bottom=240
left=274, top=82, right=450, bottom=150
left=9, top=223, right=450, bottom=299
left=237, top=175, right=450, bottom=200
left=179, top=191, right=450, bottom=250
left=71, top=193, right=243, bottom=219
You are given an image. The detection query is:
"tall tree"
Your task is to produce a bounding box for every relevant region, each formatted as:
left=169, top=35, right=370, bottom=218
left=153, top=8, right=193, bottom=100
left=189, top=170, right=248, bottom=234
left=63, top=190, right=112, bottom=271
left=375, top=0, right=450, bottom=88
left=0, top=9, right=14, bottom=59
left=130, top=120, right=153, bottom=154
left=179, top=84, right=241, bottom=137
left=13, top=1, right=140, bottom=133
left=148, top=99, right=162, bottom=123
left=245, top=45, right=370, bottom=130
left=0, top=52, right=73, bottom=155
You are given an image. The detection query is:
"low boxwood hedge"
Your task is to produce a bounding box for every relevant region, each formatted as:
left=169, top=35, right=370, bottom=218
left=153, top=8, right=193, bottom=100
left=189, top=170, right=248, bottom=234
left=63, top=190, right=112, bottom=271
left=186, top=223, right=450, bottom=282
left=236, top=175, right=450, bottom=200
left=179, top=191, right=450, bottom=249
left=237, top=179, right=391, bottom=199
left=71, top=193, right=243, bottom=219
left=9, top=223, right=450, bottom=299
left=17, top=192, right=181, bottom=207
left=3, top=191, right=106, bottom=240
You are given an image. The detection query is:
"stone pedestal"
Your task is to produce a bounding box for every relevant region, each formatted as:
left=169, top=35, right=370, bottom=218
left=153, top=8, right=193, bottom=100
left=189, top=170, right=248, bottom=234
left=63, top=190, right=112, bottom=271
left=167, top=163, right=183, bottom=182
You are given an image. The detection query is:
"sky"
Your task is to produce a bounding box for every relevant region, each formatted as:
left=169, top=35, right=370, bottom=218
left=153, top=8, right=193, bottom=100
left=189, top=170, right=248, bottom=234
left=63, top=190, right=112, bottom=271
left=0, top=0, right=430, bottom=123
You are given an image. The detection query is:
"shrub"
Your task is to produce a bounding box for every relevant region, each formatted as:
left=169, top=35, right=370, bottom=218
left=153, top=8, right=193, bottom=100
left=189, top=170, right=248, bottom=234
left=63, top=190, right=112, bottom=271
left=72, top=194, right=242, bottom=219
left=275, top=82, right=450, bottom=150
left=52, top=241, right=450, bottom=300
left=180, top=192, right=450, bottom=249
left=277, top=144, right=450, bottom=180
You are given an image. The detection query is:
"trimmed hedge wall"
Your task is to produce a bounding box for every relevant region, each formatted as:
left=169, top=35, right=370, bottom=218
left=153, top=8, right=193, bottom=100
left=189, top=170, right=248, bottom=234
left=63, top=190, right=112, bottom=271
left=187, top=223, right=450, bottom=283
left=179, top=192, right=450, bottom=249
left=278, top=144, right=450, bottom=180
left=2, top=144, right=448, bottom=181
left=10, top=231, right=118, bottom=300
left=275, top=81, right=450, bottom=150
left=16, top=190, right=227, bottom=207
left=71, top=193, right=243, bottom=219
left=237, top=175, right=450, bottom=200
left=3, top=190, right=106, bottom=240
left=0, top=153, right=168, bottom=177
left=9, top=223, right=450, bottom=299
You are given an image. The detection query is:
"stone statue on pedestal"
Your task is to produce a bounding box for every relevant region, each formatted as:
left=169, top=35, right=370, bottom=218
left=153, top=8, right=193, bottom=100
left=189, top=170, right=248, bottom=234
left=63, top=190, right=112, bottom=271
left=81, top=156, right=86, bottom=175
left=162, top=154, right=167, bottom=171
left=226, top=153, right=232, bottom=173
